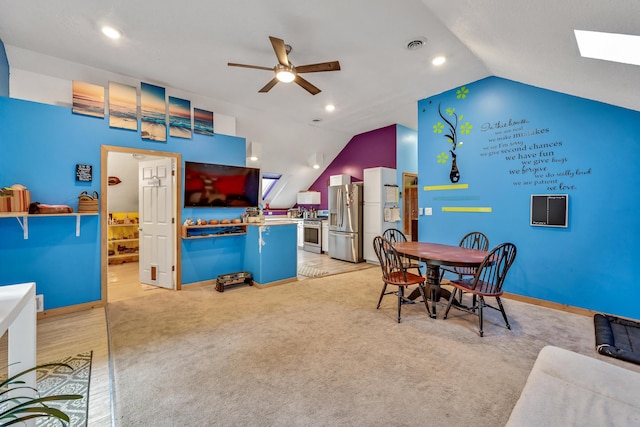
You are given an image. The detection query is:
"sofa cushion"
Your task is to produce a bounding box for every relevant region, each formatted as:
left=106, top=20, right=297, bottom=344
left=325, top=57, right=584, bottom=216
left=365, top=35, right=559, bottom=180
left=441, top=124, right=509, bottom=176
left=506, top=345, right=640, bottom=426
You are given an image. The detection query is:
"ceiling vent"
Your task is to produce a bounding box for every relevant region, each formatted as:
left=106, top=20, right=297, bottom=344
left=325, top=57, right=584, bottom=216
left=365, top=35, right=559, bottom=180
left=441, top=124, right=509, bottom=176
left=406, top=37, right=427, bottom=50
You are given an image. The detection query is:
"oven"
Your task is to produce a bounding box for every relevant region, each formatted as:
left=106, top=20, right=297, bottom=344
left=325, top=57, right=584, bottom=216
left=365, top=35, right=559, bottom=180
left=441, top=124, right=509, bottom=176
left=303, top=219, right=322, bottom=253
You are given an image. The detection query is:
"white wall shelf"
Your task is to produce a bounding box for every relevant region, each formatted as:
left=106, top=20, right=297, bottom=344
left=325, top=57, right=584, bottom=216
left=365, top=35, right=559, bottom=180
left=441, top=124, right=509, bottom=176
left=0, top=212, right=99, bottom=239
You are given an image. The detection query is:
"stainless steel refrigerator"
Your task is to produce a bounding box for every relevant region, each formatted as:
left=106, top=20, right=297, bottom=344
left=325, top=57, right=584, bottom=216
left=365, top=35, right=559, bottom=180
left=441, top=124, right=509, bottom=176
left=328, top=183, right=364, bottom=263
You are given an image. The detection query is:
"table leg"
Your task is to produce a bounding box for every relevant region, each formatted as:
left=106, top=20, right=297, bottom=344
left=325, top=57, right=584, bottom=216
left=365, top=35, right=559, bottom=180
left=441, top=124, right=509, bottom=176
left=426, top=265, right=441, bottom=318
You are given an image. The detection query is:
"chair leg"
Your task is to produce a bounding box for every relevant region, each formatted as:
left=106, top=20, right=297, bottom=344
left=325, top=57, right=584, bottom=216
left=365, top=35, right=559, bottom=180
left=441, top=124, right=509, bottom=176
left=418, top=283, right=432, bottom=317
left=443, top=287, right=459, bottom=319
left=478, top=296, right=485, bottom=337
left=377, top=283, right=387, bottom=309
left=496, top=296, right=511, bottom=330
left=397, top=286, right=404, bottom=323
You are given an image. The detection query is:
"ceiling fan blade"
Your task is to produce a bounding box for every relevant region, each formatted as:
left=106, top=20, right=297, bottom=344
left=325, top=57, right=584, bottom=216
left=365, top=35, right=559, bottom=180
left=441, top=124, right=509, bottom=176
left=269, top=36, right=289, bottom=66
left=295, top=61, right=341, bottom=74
left=228, top=63, right=274, bottom=71
left=259, top=77, right=279, bottom=93
left=294, top=75, right=321, bottom=95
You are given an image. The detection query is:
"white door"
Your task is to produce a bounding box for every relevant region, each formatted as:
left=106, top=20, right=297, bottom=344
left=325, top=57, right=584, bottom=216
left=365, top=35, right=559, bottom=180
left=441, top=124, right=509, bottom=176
left=138, top=158, right=174, bottom=289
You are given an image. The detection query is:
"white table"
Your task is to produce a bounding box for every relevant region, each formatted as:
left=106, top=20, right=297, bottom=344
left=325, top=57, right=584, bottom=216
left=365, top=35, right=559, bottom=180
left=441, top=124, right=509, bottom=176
left=0, top=282, right=37, bottom=423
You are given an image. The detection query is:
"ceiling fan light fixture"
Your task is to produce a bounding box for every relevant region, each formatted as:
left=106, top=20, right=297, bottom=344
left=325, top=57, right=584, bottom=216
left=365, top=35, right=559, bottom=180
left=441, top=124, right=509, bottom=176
left=275, top=64, right=296, bottom=83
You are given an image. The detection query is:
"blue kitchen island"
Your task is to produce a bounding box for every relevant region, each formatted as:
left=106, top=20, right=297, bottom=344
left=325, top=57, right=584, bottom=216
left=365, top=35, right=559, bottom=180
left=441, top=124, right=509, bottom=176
left=244, top=222, right=298, bottom=286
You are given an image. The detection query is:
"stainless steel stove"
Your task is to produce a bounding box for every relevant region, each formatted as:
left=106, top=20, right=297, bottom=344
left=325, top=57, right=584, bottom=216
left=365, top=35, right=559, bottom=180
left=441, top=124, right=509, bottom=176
left=302, top=218, right=322, bottom=253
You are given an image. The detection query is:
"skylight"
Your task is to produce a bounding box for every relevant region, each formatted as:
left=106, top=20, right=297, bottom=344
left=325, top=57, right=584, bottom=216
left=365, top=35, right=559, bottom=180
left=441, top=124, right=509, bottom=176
left=574, top=30, right=640, bottom=66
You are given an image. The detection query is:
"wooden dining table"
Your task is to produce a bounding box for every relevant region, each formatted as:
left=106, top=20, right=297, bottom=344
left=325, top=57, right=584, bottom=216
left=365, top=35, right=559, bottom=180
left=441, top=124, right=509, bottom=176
left=393, top=241, right=489, bottom=318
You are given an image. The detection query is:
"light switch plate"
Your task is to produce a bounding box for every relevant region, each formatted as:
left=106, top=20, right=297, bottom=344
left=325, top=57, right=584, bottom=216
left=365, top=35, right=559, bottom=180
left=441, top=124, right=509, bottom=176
left=425, top=207, right=433, bottom=216
left=418, top=207, right=424, bottom=216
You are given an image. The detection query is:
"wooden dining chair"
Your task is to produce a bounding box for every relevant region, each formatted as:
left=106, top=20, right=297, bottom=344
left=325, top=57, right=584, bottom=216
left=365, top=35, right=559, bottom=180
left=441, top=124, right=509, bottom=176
left=443, top=242, right=517, bottom=337
left=382, top=228, right=423, bottom=276
left=440, top=231, right=489, bottom=306
left=373, top=236, right=431, bottom=323
left=440, top=231, right=489, bottom=282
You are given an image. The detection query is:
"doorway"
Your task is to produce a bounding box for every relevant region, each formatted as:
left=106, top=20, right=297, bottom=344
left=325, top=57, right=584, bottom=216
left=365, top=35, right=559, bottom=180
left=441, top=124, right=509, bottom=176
left=100, top=145, right=182, bottom=303
left=402, top=173, right=418, bottom=241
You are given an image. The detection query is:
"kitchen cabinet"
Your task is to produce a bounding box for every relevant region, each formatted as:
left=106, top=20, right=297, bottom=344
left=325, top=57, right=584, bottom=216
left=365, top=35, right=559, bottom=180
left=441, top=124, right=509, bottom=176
left=363, top=167, right=397, bottom=263
left=330, top=174, right=351, bottom=186
left=322, top=220, right=329, bottom=253
left=296, top=191, right=320, bottom=205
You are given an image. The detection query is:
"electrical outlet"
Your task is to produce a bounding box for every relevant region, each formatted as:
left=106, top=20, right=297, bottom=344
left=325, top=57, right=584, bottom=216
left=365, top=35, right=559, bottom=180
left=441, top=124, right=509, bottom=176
left=36, top=294, right=44, bottom=312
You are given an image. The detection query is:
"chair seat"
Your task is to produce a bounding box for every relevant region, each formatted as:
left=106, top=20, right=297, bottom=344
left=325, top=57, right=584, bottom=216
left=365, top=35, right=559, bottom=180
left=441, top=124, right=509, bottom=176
left=387, top=271, right=425, bottom=287
left=450, top=278, right=503, bottom=297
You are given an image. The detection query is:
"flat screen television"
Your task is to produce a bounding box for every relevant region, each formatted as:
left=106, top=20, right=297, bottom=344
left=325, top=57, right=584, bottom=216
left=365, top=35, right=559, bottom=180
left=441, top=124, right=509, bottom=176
left=184, top=161, right=260, bottom=208
left=530, top=194, right=568, bottom=228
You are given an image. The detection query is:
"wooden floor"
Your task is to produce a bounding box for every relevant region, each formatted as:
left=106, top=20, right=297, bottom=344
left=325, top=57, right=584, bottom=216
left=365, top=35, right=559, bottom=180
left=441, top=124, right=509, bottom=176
left=2, top=250, right=376, bottom=426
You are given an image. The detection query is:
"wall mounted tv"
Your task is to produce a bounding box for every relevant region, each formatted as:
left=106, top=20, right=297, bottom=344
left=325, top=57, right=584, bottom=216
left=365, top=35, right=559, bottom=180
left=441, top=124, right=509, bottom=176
left=530, top=194, right=568, bottom=228
left=184, top=161, right=260, bottom=208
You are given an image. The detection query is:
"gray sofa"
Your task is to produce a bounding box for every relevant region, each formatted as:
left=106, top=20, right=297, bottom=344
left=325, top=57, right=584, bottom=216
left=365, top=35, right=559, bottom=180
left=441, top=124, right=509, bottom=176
left=507, top=345, right=640, bottom=426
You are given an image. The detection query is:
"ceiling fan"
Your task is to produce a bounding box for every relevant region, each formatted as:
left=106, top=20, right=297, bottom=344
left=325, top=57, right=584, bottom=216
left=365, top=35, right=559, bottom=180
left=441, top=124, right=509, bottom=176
left=228, top=36, right=340, bottom=95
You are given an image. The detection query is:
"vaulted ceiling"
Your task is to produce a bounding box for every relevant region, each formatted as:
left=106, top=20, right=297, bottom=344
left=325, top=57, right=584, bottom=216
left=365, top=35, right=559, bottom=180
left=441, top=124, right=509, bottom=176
left=1, top=0, right=638, bottom=207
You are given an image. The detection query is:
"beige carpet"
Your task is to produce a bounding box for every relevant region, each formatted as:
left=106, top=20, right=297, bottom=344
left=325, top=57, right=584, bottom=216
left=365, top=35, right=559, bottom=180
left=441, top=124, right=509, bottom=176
left=107, top=267, right=625, bottom=426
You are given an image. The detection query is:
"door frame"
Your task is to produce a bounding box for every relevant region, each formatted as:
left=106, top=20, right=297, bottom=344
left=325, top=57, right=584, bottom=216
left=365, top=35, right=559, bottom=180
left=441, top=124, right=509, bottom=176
left=402, top=172, right=418, bottom=239
left=100, top=145, right=183, bottom=304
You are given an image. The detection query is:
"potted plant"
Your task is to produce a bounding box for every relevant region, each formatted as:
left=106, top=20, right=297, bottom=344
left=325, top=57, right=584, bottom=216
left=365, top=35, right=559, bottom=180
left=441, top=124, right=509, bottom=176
left=0, top=362, right=82, bottom=426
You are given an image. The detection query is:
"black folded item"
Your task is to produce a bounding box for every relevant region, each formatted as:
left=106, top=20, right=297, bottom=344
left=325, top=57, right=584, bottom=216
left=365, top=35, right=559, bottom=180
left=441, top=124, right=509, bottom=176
left=594, top=313, right=640, bottom=365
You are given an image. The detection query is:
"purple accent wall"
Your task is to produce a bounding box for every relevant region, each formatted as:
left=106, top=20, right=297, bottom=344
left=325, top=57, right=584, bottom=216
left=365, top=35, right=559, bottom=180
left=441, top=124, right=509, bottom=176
left=308, top=124, right=397, bottom=209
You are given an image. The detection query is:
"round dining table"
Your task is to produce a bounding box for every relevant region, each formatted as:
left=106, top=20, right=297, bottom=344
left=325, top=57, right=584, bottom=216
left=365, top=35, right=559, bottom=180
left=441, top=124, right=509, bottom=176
left=392, top=241, right=489, bottom=318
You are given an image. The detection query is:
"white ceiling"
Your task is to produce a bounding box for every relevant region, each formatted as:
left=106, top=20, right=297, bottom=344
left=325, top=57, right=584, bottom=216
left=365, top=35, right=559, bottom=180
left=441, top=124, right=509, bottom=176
left=1, top=0, right=638, bottom=208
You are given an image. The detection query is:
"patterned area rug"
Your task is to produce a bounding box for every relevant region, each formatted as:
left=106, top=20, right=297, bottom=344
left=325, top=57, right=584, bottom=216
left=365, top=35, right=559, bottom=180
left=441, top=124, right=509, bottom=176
left=35, top=351, right=92, bottom=427
left=297, top=265, right=329, bottom=278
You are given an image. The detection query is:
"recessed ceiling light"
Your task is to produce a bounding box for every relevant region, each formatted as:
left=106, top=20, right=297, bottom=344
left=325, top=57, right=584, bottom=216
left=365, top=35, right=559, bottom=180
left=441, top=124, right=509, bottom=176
left=432, top=56, right=446, bottom=66
left=325, top=104, right=335, bottom=112
left=101, top=26, right=121, bottom=40
left=575, top=30, right=640, bottom=66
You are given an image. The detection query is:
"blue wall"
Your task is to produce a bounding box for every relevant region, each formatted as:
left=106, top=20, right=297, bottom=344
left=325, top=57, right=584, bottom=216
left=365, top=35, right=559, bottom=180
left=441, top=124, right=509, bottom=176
left=0, top=39, right=8, bottom=97
left=418, top=77, right=640, bottom=319
left=0, top=96, right=246, bottom=309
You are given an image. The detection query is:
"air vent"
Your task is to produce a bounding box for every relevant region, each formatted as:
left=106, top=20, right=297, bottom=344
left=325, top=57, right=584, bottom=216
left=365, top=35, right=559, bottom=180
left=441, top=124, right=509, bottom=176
left=312, top=118, right=322, bottom=123
left=406, top=37, right=427, bottom=50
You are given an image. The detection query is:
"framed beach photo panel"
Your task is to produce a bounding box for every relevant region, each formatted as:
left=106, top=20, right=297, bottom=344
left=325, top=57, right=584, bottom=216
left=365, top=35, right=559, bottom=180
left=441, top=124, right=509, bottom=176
left=109, top=82, right=138, bottom=131
left=141, top=82, right=167, bottom=142
left=72, top=81, right=105, bottom=118
left=193, top=107, right=214, bottom=136
left=169, top=96, right=192, bottom=139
